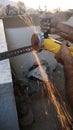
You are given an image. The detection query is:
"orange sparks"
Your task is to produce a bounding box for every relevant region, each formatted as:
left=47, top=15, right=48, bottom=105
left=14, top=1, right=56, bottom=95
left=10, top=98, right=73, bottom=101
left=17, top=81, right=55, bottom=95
left=32, top=51, right=73, bottom=130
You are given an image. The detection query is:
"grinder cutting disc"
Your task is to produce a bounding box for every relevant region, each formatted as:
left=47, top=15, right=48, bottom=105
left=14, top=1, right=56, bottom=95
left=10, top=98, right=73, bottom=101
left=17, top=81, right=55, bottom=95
left=31, top=33, right=43, bottom=51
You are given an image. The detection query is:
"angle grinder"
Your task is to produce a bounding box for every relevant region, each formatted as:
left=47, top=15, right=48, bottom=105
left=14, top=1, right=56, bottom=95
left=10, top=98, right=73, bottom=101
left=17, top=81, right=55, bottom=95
left=31, top=33, right=44, bottom=51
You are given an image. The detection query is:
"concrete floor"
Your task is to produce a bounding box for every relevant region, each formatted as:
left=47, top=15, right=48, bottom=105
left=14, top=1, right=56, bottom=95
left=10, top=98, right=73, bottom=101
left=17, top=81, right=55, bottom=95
left=19, top=63, right=73, bottom=130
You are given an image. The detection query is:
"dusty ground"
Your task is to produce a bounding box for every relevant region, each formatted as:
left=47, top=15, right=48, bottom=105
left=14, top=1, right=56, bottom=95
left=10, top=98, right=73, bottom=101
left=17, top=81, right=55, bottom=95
left=30, top=64, right=73, bottom=130
left=14, top=62, right=73, bottom=130
left=12, top=52, right=73, bottom=130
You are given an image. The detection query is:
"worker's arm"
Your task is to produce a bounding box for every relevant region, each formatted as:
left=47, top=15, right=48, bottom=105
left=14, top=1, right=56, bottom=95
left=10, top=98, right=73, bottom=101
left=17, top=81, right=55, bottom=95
left=55, top=41, right=73, bottom=107
left=40, top=17, right=73, bottom=42
left=50, top=23, right=73, bottom=43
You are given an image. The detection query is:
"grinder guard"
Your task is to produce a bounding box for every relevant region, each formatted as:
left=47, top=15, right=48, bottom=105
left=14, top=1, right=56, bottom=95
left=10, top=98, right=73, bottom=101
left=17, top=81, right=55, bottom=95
left=31, top=33, right=44, bottom=51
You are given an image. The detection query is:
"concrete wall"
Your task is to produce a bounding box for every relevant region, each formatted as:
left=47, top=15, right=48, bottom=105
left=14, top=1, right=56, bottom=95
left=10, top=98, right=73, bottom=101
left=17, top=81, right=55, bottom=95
left=0, top=19, right=19, bottom=130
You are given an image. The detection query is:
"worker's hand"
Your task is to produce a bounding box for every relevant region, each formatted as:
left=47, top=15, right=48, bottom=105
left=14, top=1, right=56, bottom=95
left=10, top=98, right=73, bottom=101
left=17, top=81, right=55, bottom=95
left=55, top=41, right=70, bottom=64
left=40, top=15, right=59, bottom=33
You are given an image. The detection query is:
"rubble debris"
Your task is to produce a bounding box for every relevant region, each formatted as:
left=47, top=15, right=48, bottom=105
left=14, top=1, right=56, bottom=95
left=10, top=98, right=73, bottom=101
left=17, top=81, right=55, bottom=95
left=28, top=60, right=55, bottom=82
left=28, top=64, right=47, bottom=81
left=27, top=60, right=56, bottom=96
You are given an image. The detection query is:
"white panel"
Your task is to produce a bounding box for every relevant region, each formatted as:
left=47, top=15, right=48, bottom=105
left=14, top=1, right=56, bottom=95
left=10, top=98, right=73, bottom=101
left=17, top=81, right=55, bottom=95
left=0, top=19, right=12, bottom=84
